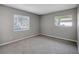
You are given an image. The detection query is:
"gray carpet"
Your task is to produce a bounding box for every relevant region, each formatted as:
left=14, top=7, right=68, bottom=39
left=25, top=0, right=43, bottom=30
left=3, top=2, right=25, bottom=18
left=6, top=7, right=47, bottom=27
left=0, top=35, right=78, bottom=54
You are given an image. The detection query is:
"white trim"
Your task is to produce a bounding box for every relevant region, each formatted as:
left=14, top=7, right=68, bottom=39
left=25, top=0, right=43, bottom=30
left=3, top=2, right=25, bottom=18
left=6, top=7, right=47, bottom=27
left=0, top=33, right=77, bottom=47
left=41, top=33, right=77, bottom=42
left=0, top=34, right=39, bottom=46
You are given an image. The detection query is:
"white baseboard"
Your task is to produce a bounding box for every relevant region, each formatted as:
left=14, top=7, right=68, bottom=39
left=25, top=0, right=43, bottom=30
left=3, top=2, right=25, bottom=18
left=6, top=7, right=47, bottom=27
left=0, top=34, right=39, bottom=46
left=0, top=33, right=77, bottom=47
left=41, top=33, right=77, bottom=42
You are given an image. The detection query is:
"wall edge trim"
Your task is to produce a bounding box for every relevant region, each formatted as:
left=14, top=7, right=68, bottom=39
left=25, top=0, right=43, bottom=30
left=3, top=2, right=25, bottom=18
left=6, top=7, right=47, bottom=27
left=0, top=33, right=39, bottom=46
left=40, top=33, right=77, bottom=42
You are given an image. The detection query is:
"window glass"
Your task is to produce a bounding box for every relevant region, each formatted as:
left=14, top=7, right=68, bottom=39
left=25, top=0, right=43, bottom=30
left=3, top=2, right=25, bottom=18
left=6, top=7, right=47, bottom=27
left=13, top=15, right=30, bottom=31
left=55, top=15, right=72, bottom=27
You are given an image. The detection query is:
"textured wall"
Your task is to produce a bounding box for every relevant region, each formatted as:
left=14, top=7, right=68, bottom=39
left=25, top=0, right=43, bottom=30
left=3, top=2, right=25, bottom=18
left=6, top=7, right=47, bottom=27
left=40, top=8, right=77, bottom=41
left=77, top=6, right=79, bottom=53
left=0, top=5, right=77, bottom=45
left=0, top=5, right=40, bottom=44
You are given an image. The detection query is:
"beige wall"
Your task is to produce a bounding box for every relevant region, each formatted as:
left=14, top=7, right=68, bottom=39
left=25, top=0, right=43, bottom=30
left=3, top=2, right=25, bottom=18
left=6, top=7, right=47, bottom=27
left=0, top=5, right=40, bottom=44
left=40, top=8, right=77, bottom=41
left=77, top=6, right=79, bottom=53
left=0, top=5, right=77, bottom=45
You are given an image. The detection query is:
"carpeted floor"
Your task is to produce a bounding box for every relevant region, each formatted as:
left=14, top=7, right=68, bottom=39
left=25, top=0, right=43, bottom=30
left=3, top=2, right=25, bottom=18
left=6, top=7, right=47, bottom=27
left=0, top=35, right=78, bottom=54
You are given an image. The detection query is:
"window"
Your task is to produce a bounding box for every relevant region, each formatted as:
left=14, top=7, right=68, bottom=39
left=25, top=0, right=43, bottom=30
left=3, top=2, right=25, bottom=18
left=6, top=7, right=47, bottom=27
left=55, top=15, right=72, bottom=27
left=13, top=15, right=30, bottom=31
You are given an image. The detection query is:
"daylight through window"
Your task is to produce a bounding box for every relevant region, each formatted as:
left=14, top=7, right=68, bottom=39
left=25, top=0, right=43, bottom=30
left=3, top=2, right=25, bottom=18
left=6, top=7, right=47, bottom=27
left=13, top=15, right=30, bottom=31
left=55, top=15, right=72, bottom=27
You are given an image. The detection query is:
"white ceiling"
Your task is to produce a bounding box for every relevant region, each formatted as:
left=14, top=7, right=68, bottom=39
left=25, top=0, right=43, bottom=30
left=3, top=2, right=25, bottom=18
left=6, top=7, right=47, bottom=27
left=4, top=4, right=77, bottom=15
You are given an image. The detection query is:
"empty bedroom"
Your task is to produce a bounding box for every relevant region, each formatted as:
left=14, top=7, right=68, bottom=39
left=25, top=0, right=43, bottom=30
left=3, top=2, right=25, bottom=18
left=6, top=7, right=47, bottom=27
left=0, top=4, right=79, bottom=54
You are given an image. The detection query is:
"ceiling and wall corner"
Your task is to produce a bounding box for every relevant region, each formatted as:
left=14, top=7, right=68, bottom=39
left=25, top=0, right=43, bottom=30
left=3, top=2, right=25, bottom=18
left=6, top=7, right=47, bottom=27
left=3, top=4, right=77, bottom=15
left=0, top=4, right=78, bottom=54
